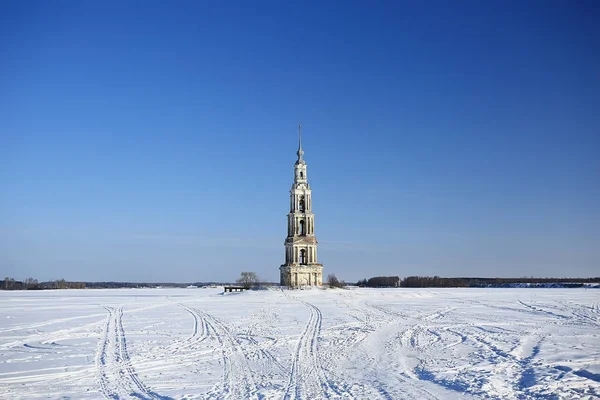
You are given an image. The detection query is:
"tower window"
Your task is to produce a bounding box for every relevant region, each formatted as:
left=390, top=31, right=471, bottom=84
left=300, top=249, right=306, bottom=264
left=300, top=171, right=304, bottom=178
left=299, top=220, right=305, bottom=235
left=299, top=197, right=305, bottom=211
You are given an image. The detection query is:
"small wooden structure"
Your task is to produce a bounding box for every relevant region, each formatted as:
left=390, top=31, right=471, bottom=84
left=223, top=286, right=247, bottom=293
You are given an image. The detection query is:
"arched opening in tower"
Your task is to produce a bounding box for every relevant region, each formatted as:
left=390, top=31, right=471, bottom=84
left=300, top=249, right=307, bottom=264
left=299, top=220, right=305, bottom=235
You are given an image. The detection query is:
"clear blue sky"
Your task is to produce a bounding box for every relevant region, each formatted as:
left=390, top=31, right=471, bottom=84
left=1, top=1, right=598, bottom=282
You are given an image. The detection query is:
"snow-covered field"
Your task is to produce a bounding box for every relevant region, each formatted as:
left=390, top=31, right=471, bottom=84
left=0, top=288, right=599, bottom=399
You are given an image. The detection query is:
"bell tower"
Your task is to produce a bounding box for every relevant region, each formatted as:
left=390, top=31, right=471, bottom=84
left=280, top=124, right=323, bottom=287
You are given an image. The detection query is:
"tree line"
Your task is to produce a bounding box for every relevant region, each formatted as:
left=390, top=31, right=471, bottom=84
left=3, top=277, right=86, bottom=290
left=355, top=275, right=600, bottom=288
left=355, top=276, right=400, bottom=288
left=1, top=275, right=281, bottom=291
left=2, top=278, right=197, bottom=290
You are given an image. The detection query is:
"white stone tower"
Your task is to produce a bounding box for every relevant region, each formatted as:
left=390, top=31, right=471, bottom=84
left=280, top=124, right=323, bottom=288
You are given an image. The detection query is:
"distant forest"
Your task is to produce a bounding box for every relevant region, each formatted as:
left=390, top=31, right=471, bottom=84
left=356, top=276, right=600, bottom=288
left=0, top=278, right=242, bottom=291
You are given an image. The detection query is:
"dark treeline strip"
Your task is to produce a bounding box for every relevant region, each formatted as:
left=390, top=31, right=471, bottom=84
left=356, top=276, right=400, bottom=288
left=356, top=276, right=600, bottom=288
left=86, top=282, right=191, bottom=289
left=3, top=278, right=85, bottom=290
left=1, top=277, right=279, bottom=290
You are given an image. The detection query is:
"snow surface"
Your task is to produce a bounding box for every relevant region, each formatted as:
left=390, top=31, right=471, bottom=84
left=0, top=287, right=599, bottom=399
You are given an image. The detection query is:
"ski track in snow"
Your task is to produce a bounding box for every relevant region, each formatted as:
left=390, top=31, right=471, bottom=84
left=181, top=305, right=259, bottom=400
left=592, top=300, right=600, bottom=322
left=282, top=292, right=355, bottom=400
left=0, top=313, right=107, bottom=336
left=96, top=306, right=171, bottom=400
left=167, top=305, right=210, bottom=352
left=360, top=301, right=448, bottom=399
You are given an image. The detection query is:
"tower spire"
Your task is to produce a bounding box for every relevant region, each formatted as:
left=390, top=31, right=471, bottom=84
left=296, top=123, right=304, bottom=163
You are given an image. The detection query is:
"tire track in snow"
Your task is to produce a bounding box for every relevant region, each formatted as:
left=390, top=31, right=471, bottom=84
left=140, top=304, right=210, bottom=360
left=183, top=306, right=259, bottom=400
left=0, top=312, right=107, bottom=335
left=441, top=324, right=549, bottom=398
left=163, top=305, right=210, bottom=352
left=442, top=327, right=468, bottom=349
left=328, top=296, right=439, bottom=399
left=97, top=307, right=113, bottom=398
left=517, top=300, right=570, bottom=321
left=237, top=325, right=288, bottom=374
left=362, top=300, right=472, bottom=398
left=282, top=293, right=354, bottom=400
left=516, top=298, right=600, bottom=328
left=0, top=320, right=104, bottom=351
left=96, top=306, right=171, bottom=400
left=562, top=301, right=599, bottom=326
left=350, top=300, right=440, bottom=399
left=178, top=303, right=284, bottom=396
left=182, top=305, right=210, bottom=345
left=183, top=305, right=201, bottom=339
left=364, top=301, right=454, bottom=324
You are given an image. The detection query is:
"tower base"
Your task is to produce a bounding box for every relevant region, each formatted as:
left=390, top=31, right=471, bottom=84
left=280, top=264, right=323, bottom=288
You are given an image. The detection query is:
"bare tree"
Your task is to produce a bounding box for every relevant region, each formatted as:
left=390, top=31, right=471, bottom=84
left=24, top=278, right=38, bottom=290
left=3, top=277, right=16, bottom=290
left=236, top=272, right=259, bottom=289
left=327, top=274, right=345, bottom=288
